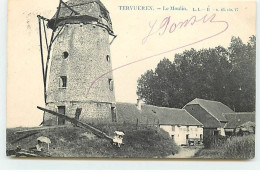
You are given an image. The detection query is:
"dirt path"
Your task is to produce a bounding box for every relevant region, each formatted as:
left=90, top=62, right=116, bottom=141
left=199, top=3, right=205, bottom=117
left=167, top=146, right=202, bottom=158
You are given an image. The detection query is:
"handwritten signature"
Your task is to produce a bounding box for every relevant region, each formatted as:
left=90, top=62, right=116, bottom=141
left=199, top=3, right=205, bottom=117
left=86, top=13, right=229, bottom=98
left=142, top=13, right=228, bottom=44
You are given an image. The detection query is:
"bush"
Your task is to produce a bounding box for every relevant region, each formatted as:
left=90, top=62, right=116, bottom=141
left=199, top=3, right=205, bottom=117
left=93, top=123, right=180, bottom=158
left=195, top=135, right=255, bottom=159
left=222, top=135, right=255, bottom=159
left=203, top=135, right=228, bottom=149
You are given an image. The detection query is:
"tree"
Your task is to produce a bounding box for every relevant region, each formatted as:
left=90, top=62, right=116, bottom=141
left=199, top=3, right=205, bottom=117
left=137, top=36, right=256, bottom=111
left=227, top=36, right=256, bottom=111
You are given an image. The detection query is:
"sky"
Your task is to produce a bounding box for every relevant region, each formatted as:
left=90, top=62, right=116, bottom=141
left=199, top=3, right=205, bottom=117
left=7, top=0, right=256, bottom=127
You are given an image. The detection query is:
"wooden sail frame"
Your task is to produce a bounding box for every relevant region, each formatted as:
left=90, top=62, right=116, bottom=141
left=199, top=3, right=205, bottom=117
left=37, top=0, right=80, bottom=104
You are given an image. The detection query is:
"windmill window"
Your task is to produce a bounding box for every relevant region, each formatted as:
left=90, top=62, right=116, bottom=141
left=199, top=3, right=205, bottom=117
left=59, top=76, right=67, bottom=88
left=63, top=51, right=69, bottom=59
left=171, top=135, right=174, bottom=140
left=108, top=79, right=113, bottom=91
left=106, top=55, right=110, bottom=62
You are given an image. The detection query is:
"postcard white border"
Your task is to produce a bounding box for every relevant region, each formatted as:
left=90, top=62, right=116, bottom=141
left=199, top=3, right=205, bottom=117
left=0, top=0, right=260, bottom=170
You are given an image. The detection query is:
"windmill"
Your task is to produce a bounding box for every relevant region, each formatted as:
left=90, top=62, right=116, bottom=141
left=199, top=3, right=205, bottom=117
left=37, top=0, right=118, bottom=126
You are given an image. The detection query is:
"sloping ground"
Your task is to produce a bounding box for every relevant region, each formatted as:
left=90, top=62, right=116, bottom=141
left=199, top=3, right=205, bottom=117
left=7, top=124, right=179, bottom=158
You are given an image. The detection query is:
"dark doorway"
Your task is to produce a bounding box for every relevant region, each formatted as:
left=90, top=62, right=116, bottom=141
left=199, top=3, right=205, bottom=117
left=111, top=107, right=117, bottom=122
left=57, top=106, right=65, bottom=125
left=74, top=108, right=82, bottom=121
left=171, top=135, right=175, bottom=141
left=186, top=134, right=189, bottom=145
left=213, top=130, right=219, bottom=136
left=200, top=134, right=203, bottom=141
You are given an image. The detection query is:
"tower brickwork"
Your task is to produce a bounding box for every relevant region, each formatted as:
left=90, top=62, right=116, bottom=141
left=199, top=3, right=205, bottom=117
left=43, top=0, right=116, bottom=125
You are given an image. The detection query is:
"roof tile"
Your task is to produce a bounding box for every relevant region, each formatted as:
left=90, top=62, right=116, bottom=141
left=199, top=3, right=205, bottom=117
left=116, top=102, right=203, bottom=126
left=185, top=98, right=234, bottom=122
left=223, top=112, right=255, bottom=129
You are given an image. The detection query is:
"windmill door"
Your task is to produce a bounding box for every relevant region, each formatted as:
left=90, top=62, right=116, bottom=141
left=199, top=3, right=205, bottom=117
left=57, top=106, right=65, bottom=125
left=111, top=107, right=117, bottom=122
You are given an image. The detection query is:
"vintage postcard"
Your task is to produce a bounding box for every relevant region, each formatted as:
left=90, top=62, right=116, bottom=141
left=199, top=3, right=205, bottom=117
left=7, top=0, right=256, bottom=159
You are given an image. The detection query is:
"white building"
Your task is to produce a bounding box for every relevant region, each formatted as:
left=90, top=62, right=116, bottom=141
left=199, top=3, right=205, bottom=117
left=156, top=108, right=203, bottom=146
left=116, top=102, right=203, bottom=146
left=160, top=124, right=203, bottom=145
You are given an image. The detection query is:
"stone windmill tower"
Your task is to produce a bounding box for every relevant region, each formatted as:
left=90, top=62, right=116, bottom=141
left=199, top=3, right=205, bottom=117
left=40, top=0, right=117, bottom=125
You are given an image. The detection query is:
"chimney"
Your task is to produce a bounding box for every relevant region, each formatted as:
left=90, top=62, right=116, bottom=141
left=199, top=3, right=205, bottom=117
left=136, top=98, right=142, bottom=110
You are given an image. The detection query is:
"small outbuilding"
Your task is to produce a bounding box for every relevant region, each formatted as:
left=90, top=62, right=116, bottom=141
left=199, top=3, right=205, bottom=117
left=183, top=98, right=234, bottom=137
left=223, top=112, right=255, bottom=136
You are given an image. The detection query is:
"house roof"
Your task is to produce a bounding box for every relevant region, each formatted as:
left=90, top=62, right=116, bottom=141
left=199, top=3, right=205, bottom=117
left=223, top=112, right=255, bottom=129
left=185, top=98, right=234, bottom=122
left=116, top=102, right=145, bottom=124
left=116, top=102, right=203, bottom=126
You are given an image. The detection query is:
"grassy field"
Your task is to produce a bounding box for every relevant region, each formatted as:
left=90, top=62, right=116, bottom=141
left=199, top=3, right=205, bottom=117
left=194, top=135, right=255, bottom=159
left=6, top=124, right=179, bottom=158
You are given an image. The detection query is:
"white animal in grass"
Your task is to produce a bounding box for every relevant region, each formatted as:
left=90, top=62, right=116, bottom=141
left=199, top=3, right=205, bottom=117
left=112, top=131, right=125, bottom=147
